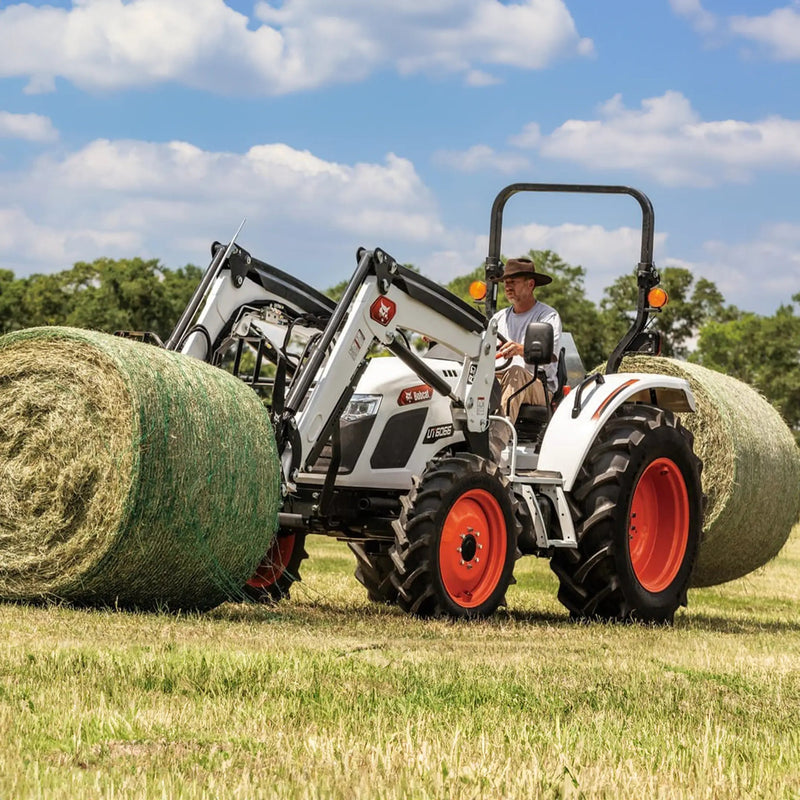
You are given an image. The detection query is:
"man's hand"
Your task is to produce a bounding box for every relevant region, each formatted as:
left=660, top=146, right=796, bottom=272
left=497, top=340, right=523, bottom=359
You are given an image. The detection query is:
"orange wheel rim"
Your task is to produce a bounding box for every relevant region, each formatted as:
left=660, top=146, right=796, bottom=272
left=439, top=489, right=507, bottom=608
left=246, top=533, right=295, bottom=589
left=629, top=458, right=690, bottom=592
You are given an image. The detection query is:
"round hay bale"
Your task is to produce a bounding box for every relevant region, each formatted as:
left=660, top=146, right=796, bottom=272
left=0, top=326, right=281, bottom=610
left=616, top=355, right=800, bottom=587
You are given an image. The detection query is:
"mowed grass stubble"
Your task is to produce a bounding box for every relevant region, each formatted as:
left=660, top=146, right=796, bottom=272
left=1, top=528, right=799, bottom=800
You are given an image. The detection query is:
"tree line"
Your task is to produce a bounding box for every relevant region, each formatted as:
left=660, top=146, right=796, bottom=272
left=447, top=250, right=799, bottom=442
left=0, top=259, right=203, bottom=340
left=1, top=253, right=797, bottom=440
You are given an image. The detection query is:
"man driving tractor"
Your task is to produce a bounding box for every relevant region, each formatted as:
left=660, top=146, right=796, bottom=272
left=490, top=255, right=562, bottom=455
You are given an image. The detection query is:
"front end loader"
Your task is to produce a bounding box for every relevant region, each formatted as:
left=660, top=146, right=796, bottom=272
left=154, top=183, right=703, bottom=622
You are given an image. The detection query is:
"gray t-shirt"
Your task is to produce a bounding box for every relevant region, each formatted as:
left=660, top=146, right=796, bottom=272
left=492, top=300, right=563, bottom=392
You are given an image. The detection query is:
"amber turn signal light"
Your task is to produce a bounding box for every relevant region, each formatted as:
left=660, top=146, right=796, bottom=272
left=648, top=287, right=669, bottom=308
left=469, top=280, right=487, bottom=300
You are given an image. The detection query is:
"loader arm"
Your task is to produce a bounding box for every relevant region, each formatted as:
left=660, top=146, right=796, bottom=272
left=279, top=248, right=498, bottom=483
left=171, top=241, right=335, bottom=362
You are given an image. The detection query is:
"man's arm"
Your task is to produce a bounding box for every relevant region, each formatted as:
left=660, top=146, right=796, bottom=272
left=543, top=307, right=562, bottom=362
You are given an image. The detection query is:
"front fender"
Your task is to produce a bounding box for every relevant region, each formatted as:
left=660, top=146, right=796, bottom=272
left=537, top=372, right=695, bottom=492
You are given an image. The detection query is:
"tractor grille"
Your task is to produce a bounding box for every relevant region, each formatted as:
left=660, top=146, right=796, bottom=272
left=308, top=416, right=377, bottom=475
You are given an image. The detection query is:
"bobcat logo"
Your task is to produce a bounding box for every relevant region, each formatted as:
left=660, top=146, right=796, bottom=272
left=369, top=296, right=397, bottom=326
left=398, top=384, right=433, bottom=406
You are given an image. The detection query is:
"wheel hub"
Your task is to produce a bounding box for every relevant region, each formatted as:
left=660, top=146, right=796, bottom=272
left=457, top=529, right=480, bottom=565
left=629, top=457, right=690, bottom=593
left=439, top=489, right=507, bottom=608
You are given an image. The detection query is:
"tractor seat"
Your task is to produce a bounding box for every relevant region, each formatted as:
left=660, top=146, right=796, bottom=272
left=515, top=346, right=568, bottom=443
left=515, top=403, right=549, bottom=442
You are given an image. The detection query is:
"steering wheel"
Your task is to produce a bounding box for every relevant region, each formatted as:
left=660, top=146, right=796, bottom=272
left=495, top=333, right=514, bottom=372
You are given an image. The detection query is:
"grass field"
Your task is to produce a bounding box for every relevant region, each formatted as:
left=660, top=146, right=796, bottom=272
left=2, top=528, right=799, bottom=799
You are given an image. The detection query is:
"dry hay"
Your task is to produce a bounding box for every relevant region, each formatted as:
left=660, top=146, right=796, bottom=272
left=0, top=326, right=281, bottom=610
left=618, top=355, right=800, bottom=587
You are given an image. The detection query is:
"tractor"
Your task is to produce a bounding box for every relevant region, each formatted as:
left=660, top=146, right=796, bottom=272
left=153, top=183, right=703, bottom=622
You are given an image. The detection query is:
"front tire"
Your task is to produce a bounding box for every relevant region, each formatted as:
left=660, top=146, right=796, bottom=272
left=551, top=405, right=702, bottom=623
left=244, top=529, right=308, bottom=603
left=390, top=454, right=520, bottom=619
left=348, top=541, right=399, bottom=604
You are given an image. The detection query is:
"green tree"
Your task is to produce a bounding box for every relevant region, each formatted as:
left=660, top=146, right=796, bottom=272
left=692, top=294, right=800, bottom=441
left=0, top=259, right=202, bottom=340
left=62, top=257, right=203, bottom=340
left=324, top=279, right=349, bottom=303
left=0, top=269, right=24, bottom=333
left=528, top=250, right=605, bottom=368
left=16, top=272, right=72, bottom=329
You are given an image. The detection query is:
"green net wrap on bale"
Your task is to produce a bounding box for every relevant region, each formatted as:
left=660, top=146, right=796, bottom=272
left=617, top=356, right=800, bottom=587
left=0, top=326, right=282, bottom=610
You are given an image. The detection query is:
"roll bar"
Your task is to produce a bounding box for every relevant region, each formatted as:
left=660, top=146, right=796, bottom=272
left=484, top=183, right=659, bottom=374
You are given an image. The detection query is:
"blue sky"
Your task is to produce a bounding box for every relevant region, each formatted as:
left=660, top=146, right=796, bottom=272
left=0, top=0, right=798, bottom=314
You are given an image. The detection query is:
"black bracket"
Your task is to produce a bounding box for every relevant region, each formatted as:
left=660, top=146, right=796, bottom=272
left=629, top=330, right=661, bottom=356
left=318, top=421, right=342, bottom=518
left=465, top=429, right=491, bottom=460
left=228, top=245, right=253, bottom=288
left=373, top=248, right=399, bottom=295
left=276, top=413, right=302, bottom=479
left=637, top=261, right=660, bottom=287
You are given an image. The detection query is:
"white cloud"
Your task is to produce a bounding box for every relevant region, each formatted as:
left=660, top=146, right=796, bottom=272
left=513, top=91, right=800, bottom=187
left=0, top=111, right=58, bottom=142
left=0, top=207, right=139, bottom=266
left=729, top=5, right=800, bottom=60
left=464, top=69, right=502, bottom=87
left=0, top=137, right=444, bottom=278
left=672, top=1, right=800, bottom=61
left=508, top=122, right=542, bottom=149
left=418, top=222, right=667, bottom=300
left=669, top=0, right=717, bottom=33
left=0, top=0, right=592, bottom=95
left=489, top=222, right=665, bottom=298
left=696, top=223, right=800, bottom=309
left=432, top=145, right=530, bottom=174
left=3, top=132, right=796, bottom=316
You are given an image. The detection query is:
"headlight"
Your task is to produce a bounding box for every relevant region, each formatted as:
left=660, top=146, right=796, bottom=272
left=342, top=393, right=381, bottom=422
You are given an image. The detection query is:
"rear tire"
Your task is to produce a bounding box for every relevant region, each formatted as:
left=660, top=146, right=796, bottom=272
left=348, top=541, right=399, bottom=604
left=390, top=454, right=520, bottom=619
left=551, top=405, right=702, bottom=623
left=244, top=529, right=308, bottom=603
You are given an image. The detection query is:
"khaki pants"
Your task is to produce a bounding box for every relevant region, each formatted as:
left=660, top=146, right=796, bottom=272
left=497, top=366, right=546, bottom=421
left=490, top=366, right=546, bottom=458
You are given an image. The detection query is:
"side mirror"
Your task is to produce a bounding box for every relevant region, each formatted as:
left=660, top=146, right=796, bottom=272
left=524, top=322, right=554, bottom=366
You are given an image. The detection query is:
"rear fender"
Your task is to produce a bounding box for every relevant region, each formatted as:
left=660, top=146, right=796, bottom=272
left=537, top=372, right=695, bottom=492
